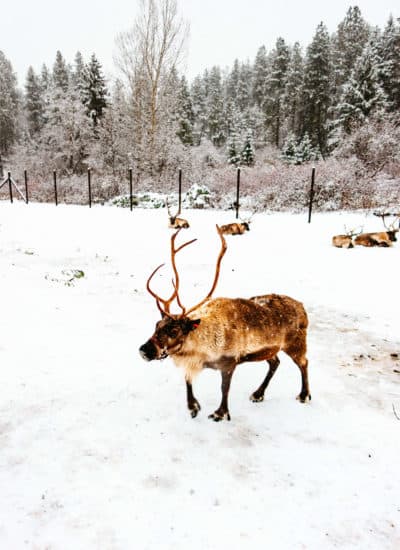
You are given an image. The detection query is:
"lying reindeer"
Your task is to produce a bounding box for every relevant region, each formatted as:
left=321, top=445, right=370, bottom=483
left=220, top=212, right=254, bottom=235
left=332, top=226, right=362, bottom=249
left=354, top=215, right=399, bottom=247
left=166, top=198, right=189, bottom=229
left=139, top=226, right=310, bottom=422
left=220, top=221, right=250, bottom=235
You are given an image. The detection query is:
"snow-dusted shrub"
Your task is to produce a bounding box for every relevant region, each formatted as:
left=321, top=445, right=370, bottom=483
left=111, top=192, right=165, bottom=209
left=182, top=183, right=212, bottom=208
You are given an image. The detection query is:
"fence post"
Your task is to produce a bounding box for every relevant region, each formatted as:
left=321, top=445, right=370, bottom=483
left=308, top=167, right=315, bottom=223
left=53, top=170, right=58, bottom=206
left=24, top=170, right=29, bottom=204
left=129, top=168, right=133, bottom=211
left=0, top=155, right=3, bottom=178
left=235, top=168, right=241, bottom=219
left=8, top=172, right=13, bottom=203
left=178, top=168, right=182, bottom=215
left=88, top=169, right=92, bottom=208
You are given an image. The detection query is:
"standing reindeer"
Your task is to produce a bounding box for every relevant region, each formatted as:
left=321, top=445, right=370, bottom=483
left=166, top=198, right=189, bottom=229
left=139, top=226, right=310, bottom=422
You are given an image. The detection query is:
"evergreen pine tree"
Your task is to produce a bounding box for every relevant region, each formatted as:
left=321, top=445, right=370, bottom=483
left=24, top=66, right=45, bottom=135
left=227, top=128, right=242, bottom=166
left=280, top=132, right=298, bottom=164
left=81, top=54, right=108, bottom=125
left=263, top=37, right=290, bottom=147
left=52, top=51, right=69, bottom=92
left=190, top=75, right=207, bottom=144
left=380, top=15, right=400, bottom=110
left=241, top=130, right=255, bottom=166
left=176, top=76, right=194, bottom=145
left=335, top=35, right=388, bottom=132
left=302, top=22, right=333, bottom=156
left=0, top=51, right=19, bottom=153
left=333, top=6, right=370, bottom=93
left=205, top=66, right=225, bottom=146
left=282, top=42, right=304, bottom=138
left=252, top=46, right=270, bottom=107
left=72, top=51, right=86, bottom=99
left=296, top=132, right=319, bottom=163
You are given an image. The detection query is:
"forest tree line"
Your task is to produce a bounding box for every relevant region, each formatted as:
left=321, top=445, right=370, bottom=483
left=0, top=2, right=399, bottom=210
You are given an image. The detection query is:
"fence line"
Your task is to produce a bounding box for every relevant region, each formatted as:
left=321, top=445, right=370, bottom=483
left=0, top=167, right=318, bottom=222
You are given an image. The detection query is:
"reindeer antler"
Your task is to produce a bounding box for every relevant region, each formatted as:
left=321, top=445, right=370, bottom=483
left=146, top=226, right=227, bottom=318
left=146, top=229, right=197, bottom=317
left=184, top=225, right=227, bottom=316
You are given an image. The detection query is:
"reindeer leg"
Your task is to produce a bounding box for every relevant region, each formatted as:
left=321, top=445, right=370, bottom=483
left=209, top=364, right=236, bottom=422
left=284, top=333, right=311, bottom=402
left=250, top=356, right=280, bottom=402
left=186, top=380, right=201, bottom=418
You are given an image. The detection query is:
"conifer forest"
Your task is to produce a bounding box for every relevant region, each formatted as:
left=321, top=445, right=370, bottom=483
left=0, top=3, right=399, bottom=211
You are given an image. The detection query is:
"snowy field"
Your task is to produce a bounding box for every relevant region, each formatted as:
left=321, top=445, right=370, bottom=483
left=0, top=201, right=399, bottom=550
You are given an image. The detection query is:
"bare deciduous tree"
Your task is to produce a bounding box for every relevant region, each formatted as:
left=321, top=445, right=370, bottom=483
left=115, top=0, right=189, bottom=176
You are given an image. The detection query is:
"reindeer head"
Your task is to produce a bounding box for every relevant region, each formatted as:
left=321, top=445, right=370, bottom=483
left=375, top=212, right=400, bottom=241
left=139, top=226, right=227, bottom=362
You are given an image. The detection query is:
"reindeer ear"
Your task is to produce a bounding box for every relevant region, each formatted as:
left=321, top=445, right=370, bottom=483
left=182, top=319, right=201, bottom=334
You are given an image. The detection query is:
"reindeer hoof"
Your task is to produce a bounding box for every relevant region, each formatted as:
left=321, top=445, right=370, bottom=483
left=250, top=393, right=264, bottom=402
left=189, top=401, right=201, bottom=418
left=208, top=411, right=231, bottom=422
left=296, top=393, right=311, bottom=403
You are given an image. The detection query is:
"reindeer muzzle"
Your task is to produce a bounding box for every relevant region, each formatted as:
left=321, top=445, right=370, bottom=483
left=139, top=339, right=168, bottom=361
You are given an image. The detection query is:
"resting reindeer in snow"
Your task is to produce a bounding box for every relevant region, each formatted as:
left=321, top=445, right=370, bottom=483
left=354, top=213, right=399, bottom=248
left=332, top=226, right=362, bottom=249
left=220, top=213, right=254, bottom=236
left=139, top=226, right=310, bottom=422
left=166, top=198, right=189, bottom=229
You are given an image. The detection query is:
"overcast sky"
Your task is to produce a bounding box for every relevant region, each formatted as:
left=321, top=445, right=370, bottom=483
left=2, top=0, right=399, bottom=86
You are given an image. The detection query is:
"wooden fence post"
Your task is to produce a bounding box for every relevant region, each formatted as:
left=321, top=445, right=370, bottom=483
left=235, top=168, right=241, bottom=219
left=24, top=170, right=29, bottom=204
left=308, top=167, right=315, bottom=223
left=88, top=169, right=92, bottom=208
left=129, top=168, right=133, bottom=211
left=8, top=172, right=13, bottom=203
left=53, top=170, right=58, bottom=206
left=178, top=169, right=182, bottom=215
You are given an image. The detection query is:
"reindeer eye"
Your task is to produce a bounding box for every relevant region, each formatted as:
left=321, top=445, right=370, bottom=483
left=167, top=326, right=180, bottom=338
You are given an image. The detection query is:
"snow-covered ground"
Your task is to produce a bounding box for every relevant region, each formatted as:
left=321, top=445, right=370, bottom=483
left=0, top=202, right=399, bottom=550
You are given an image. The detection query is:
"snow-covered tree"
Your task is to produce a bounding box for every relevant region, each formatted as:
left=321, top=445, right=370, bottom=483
left=280, top=132, right=298, bottom=164
left=81, top=54, right=108, bottom=125
left=71, top=51, right=86, bottom=99
left=52, top=51, right=69, bottom=93
left=263, top=37, right=290, bottom=147
left=296, top=132, right=319, bottom=163
left=379, top=15, right=400, bottom=110
left=335, top=36, right=388, bottom=133
left=190, top=75, right=207, bottom=144
left=241, top=130, right=255, bottom=166
left=301, top=22, right=333, bottom=156
left=115, top=0, right=188, bottom=177
left=176, top=76, right=194, bottom=145
left=88, top=80, right=134, bottom=175
left=24, top=66, right=45, bottom=135
left=205, top=66, right=225, bottom=146
left=0, top=51, right=19, bottom=154
left=227, top=128, right=242, bottom=166
left=252, top=46, right=269, bottom=107
left=332, top=6, right=370, bottom=92
left=282, top=42, right=304, bottom=138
